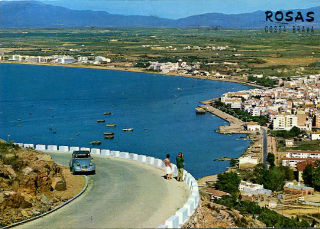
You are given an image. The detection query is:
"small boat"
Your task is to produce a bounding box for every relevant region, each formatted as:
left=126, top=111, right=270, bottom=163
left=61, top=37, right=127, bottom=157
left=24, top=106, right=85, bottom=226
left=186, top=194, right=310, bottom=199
left=104, top=135, right=114, bottom=139
left=97, top=120, right=105, bottom=123
left=235, top=138, right=240, bottom=141
left=195, top=107, right=206, bottom=114
left=104, top=132, right=114, bottom=135
left=76, top=133, right=80, bottom=136
left=122, top=128, right=134, bottom=131
left=104, top=112, right=112, bottom=115
left=90, top=141, right=102, bottom=145
left=106, top=124, right=117, bottom=127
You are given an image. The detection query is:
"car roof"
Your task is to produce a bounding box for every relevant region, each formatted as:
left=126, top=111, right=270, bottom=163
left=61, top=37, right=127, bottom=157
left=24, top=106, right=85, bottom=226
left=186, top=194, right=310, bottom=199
left=73, top=150, right=90, bottom=154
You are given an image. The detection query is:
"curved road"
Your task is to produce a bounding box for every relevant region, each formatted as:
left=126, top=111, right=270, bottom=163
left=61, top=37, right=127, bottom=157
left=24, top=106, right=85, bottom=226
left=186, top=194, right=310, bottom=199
left=18, top=152, right=189, bottom=228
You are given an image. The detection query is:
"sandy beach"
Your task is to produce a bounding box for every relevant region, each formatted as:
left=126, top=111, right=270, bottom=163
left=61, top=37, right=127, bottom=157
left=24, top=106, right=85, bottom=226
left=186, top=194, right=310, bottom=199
left=0, top=60, right=263, bottom=88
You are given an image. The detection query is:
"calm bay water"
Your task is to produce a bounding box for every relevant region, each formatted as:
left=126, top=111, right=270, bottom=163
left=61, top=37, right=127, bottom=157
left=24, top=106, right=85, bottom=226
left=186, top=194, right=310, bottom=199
left=0, top=63, right=253, bottom=178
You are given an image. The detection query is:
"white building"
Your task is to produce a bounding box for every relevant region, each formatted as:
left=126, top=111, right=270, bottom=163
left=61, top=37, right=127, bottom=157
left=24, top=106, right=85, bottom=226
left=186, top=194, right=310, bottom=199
left=239, top=181, right=272, bottom=196
left=56, top=56, right=75, bottom=64
left=285, top=139, right=294, bottom=147
left=246, top=122, right=261, bottom=131
left=310, top=132, right=320, bottom=140
left=282, top=150, right=320, bottom=169
left=94, top=56, right=111, bottom=64
left=224, top=98, right=242, bottom=109
left=272, top=114, right=298, bottom=131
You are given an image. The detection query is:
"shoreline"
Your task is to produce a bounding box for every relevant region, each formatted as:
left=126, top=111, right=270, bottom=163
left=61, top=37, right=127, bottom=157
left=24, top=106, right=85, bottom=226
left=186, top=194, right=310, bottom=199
left=0, top=60, right=263, bottom=88
left=1, top=60, right=258, bottom=182
left=197, top=101, right=255, bottom=185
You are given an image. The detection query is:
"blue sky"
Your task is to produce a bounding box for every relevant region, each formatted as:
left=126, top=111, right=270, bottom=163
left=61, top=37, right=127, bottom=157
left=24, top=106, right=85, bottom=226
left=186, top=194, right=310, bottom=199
left=6, top=0, right=320, bottom=18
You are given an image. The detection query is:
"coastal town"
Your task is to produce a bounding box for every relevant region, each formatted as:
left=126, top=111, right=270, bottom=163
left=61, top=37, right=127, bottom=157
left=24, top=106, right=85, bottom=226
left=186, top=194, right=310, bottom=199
left=2, top=49, right=320, bottom=226
left=189, top=73, right=320, bottom=227
left=1, top=25, right=320, bottom=227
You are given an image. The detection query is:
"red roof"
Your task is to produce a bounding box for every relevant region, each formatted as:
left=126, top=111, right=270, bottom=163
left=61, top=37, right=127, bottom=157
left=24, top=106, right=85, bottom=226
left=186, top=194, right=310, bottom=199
left=282, top=158, right=320, bottom=161
left=296, top=161, right=316, bottom=171
left=286, top=150, right=320, bottom=154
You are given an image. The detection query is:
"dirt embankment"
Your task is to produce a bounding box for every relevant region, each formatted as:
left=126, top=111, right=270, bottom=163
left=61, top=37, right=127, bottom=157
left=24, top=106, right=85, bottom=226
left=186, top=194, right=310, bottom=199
left=0, top=142, right=85, bottom=227
left=183, top=196, right=265, bottom=228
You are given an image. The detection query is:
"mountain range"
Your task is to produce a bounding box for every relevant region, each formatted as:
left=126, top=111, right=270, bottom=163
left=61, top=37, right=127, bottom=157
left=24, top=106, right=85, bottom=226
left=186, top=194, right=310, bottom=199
left=0, top=1, right=319, bottom=28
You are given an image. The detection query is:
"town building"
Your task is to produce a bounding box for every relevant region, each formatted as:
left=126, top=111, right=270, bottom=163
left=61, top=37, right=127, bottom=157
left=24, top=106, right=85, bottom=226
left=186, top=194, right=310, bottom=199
left=284, top=182, right=314, bottom=196
left=239, top=181, right=272, bottom=196
left=246, top=122, right=261, bottom=132
left=281, top=150, right=320, bottom=169
left=272, top=114, right=298, bottom=131
left=285, top=139, right=294, bottom=147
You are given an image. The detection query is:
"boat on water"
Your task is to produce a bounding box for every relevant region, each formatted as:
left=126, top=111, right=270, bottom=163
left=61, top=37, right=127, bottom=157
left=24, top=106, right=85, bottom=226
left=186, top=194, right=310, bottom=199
left=104, top=135, right=114, bottom=139
left=122, top=128, right=134, bottom=131
left=235, top=138, right=240, bottom=141
left=106, top=124, right=117, bottom=127
left=90, top=141, right=102, bottom=145
left=195, top=107, right=206, bottom=114
left=97, top=120, right=105, bottom=123
left=104, top=132, right=114, bottom=135
left=104, top=112, right=112, bottom=115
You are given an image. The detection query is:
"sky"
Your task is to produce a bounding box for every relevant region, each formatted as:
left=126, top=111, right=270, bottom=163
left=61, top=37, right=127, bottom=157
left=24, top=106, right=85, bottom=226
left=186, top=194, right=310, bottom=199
left=4, top=0, right=320, bottom=19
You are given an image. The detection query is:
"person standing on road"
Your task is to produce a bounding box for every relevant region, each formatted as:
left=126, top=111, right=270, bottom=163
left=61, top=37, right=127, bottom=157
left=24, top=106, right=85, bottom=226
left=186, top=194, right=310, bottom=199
left=163, top=154, right=172, bottom=180
left=176, top=152, right=184, bottom=181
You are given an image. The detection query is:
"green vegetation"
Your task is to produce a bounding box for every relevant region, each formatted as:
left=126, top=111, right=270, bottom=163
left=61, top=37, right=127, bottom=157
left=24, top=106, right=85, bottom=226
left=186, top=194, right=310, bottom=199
left=302, top=162, right=320, bottom=191
left=214, top=165, right=307, bottom=227
left=216, top=195, right=310, bottom=227
left=1, top=28, right=320, bottom=78
left=248, top=75, right=276, bottom=87
left=215, top=172, right=240, bottom=196
left=243, top=163, right=294, bottom=191
left=213, top=100, right=268, bottom=125
left=271, top=126, right=303, bottom=139
left=229, top=158, right=237, bottom=167
left=279, top=139, right=320, bottom=152
left=0, top=141, right=23, bottom=171
left=267, top=153, right=275, bottom=167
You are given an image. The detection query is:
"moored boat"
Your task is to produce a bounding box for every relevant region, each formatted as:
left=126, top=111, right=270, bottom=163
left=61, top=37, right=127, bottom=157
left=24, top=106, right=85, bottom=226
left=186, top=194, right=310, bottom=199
left=97, top=120, right=105, bottom=123
left=104, top=132, right=114, bottom=135
left=195, top=107, right=206, bottom=114
left=104, top=135, right=114, bottom=139
left=122, top=128, right=134, bottom=131
left=104, top=112, right=112, bottom=115
left=90, top=141, right=102, bottom=145
left=106, top=124, right=117, bottom=127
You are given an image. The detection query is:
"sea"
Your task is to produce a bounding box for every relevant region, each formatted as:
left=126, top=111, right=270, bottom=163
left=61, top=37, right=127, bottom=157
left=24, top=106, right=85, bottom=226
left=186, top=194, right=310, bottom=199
left=0, top=63, right=253, bottom=178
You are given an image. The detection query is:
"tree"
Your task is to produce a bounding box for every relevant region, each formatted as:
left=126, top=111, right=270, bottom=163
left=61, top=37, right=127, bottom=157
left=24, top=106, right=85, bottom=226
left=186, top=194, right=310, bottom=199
left=230, top=158, right=237, bottom=167
left=267, top=153, right=275, bottom=167
left=312, top=162, right=320, bottom=191
left=215, top=172, right=240, bottom=196
left=302, top=164, right=313, bottom=187
left=252, top=163, right=268, bottom=184
left=281, top=165, right=294, bottom=181
left=264, top=166, right=286, bottom=191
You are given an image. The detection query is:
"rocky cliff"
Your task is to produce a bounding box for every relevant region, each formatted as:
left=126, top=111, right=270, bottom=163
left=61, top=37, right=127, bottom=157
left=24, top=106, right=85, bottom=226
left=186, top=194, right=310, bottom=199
left=0, top=142, right=69, bottom=226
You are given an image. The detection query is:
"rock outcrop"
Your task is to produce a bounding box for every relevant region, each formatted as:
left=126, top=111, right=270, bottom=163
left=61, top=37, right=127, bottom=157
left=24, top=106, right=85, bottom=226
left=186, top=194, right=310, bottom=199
left=0, top=142, right=68, bottom=226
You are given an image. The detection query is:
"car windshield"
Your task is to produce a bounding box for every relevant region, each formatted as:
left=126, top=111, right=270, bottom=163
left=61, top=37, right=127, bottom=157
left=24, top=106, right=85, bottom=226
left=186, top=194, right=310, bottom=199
left=74, top=153, right=90, bottom=158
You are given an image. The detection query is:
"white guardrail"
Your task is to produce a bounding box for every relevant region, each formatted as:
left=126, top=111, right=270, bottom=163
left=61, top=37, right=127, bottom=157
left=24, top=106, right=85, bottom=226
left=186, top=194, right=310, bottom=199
left=15, top=143, right=200, bottom=228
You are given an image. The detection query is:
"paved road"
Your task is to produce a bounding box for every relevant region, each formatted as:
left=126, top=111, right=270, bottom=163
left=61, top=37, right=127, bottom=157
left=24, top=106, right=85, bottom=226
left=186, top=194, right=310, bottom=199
left=18, top=153, right=189, bottom=228
left=261, top=128, right=268, bottom=166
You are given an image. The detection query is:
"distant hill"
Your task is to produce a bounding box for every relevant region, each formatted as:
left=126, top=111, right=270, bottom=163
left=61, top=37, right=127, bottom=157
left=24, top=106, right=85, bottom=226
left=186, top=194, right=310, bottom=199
left=0, top=1, right=319, bottom=28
